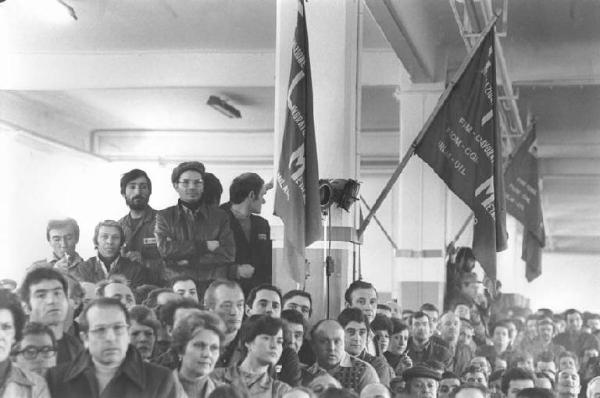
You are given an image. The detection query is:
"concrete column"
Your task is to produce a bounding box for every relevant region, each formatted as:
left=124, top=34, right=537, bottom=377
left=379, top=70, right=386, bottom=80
left=274, top=0, right=360, bottom=321
left=393, top=83, right=447, bottom=311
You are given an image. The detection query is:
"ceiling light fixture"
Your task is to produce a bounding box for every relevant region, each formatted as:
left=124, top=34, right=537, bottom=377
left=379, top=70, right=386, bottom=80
left=207, top=95, right=241, bottom=119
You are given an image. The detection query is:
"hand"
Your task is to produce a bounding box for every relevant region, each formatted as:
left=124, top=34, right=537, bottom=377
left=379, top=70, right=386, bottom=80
left=125, top=251, right=142, bottom=263
left=206, top=240, right=220, bottom=252
left=238, top=264, right=255, bottom=278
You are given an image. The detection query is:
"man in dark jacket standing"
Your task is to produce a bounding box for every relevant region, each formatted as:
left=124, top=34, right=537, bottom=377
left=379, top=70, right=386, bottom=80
left=220, top=172, right=272, bottom=295
left=155, top=161, right=235, bottom=289
left=47, top=297, right=176, bottom=398
left=118, top=169, right=166, bottom=287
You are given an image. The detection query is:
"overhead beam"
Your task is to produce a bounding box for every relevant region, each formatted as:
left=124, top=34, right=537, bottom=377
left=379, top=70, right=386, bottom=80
left=364, top=0, right=438, bottom=82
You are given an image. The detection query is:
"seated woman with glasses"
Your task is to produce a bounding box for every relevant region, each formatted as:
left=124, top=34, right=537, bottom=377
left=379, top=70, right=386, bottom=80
left=170, top=309, right=226, bottom=397
left=211, top=314, right=291, bottom=398
left=0, top=289, right=50, bottom=397
left=13, top=322, right=57, bottom=376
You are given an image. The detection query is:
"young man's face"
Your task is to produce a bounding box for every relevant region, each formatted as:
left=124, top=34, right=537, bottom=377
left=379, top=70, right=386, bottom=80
left=538, top=323, right=554, bottom=342
left=463, top=371, right=487, bottom=387
left=559, top=356, right=577, bottom=371
left=423, top=310, right=439, bottom=331
left=343, top=320, right=368, bottom=356
left=438, top=379, right=460, bottom=398
left=212, top=285, right=244, bottom=334
left=348, top=288, right=377, bottom=323
left=247, top=289, right=281, bottom=318
left=28, top=279, right=68, bottom=325
left=557, top=369, right=580, bottom=396
left=96, top=226, right=123, bottom=258
left=173, top=170, right=204, bottom=203
left=129, top=320, right=156, bottom=360
left=172, top=279, right=198, bottom=303
left=566, top=313, right=583, bottom=333
left=48, top=226, right=78, bottom=258
left=282, top=320, right=304, bottom=354
left=525, top=319, right=538, bottom=337
left=492, top=326, right=510, bottom=350
left=412, top=315, right=432, bottom=343
left=123, top=176, right=150, bottom=211
left=438, top=378, right=460, bottom=398
left=249, top=185, right=267, bottom=214
left=283, top=295, right=311, bottom=320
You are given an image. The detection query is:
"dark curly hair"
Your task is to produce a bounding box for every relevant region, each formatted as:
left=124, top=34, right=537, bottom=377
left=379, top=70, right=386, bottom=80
left=0, top=289, right=26, bottom=342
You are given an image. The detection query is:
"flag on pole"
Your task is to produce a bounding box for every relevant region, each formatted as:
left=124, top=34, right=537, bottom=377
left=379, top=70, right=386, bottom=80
left=415, top=25, right=507, bottom=279
left=274, top=0, right=322, bottom=284
left=504, top=124, right=545, bottom=281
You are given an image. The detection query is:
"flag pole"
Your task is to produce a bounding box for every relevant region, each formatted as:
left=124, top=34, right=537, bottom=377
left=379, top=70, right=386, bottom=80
left=360, top=195, right=400, bottom=252
left=357, top=16, right=498, bottom=238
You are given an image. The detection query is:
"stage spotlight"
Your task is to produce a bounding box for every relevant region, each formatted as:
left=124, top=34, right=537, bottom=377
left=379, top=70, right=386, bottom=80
left=319, top=178, right=360, bottom=211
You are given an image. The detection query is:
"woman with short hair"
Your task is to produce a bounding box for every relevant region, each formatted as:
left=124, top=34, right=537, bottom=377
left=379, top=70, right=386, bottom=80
left=211, top=314, right=291, bottom=398
left=171, top=309, right=226, bottom=397
left=0, top=289, right=50, bottom=397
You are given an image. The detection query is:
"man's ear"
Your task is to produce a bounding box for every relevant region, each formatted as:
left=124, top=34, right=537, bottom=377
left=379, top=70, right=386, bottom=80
left=245, top=305, right=252, bottom=318
left=80, top=332, right=89, bottom=348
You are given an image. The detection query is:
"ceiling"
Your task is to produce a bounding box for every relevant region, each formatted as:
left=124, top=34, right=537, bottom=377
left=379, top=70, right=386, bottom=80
left=1, top=0, right=599, bottom=254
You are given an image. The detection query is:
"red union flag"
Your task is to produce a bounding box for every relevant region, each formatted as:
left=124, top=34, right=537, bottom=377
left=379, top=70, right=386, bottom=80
left=274, top=0, right=322, bottom=283
left=415, top=26, right=507, bottom=279
left=504, top=124, right=545, bottom=281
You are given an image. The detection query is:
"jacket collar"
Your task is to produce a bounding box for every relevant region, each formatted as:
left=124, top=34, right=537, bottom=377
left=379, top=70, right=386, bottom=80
left=63, top=346, right=146, bottom=389
left=177, top=200, right=208, bottom=219
left=6, top=363, right=34, bottom=387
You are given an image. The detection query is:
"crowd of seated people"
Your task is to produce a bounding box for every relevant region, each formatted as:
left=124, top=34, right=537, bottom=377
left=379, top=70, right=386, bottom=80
left=1, top=162, right=599, bottom=398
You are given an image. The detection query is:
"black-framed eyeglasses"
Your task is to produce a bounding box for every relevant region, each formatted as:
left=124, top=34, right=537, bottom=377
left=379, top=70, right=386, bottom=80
left=16, top=345, right=56, bottom=360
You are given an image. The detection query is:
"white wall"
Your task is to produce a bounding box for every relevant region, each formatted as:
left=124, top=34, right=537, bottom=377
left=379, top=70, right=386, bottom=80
left=0, top=130, right=277, bottom=284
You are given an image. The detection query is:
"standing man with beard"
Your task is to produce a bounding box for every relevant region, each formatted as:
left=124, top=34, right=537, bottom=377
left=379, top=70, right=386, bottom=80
left=155, top=161, right=235, bottom=290
left=119, top=169, right=166, bottom=287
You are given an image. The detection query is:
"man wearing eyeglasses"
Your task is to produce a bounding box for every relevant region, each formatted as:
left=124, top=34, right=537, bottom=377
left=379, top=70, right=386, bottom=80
left=47, top=297, right=177, bottom=398
left=14, top=322, right=57, bottom=376
left=155, top=161, right=235, bottom=289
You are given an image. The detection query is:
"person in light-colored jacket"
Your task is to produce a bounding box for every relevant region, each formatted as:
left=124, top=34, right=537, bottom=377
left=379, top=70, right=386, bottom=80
left=0, top=289, right=50, bottom=398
